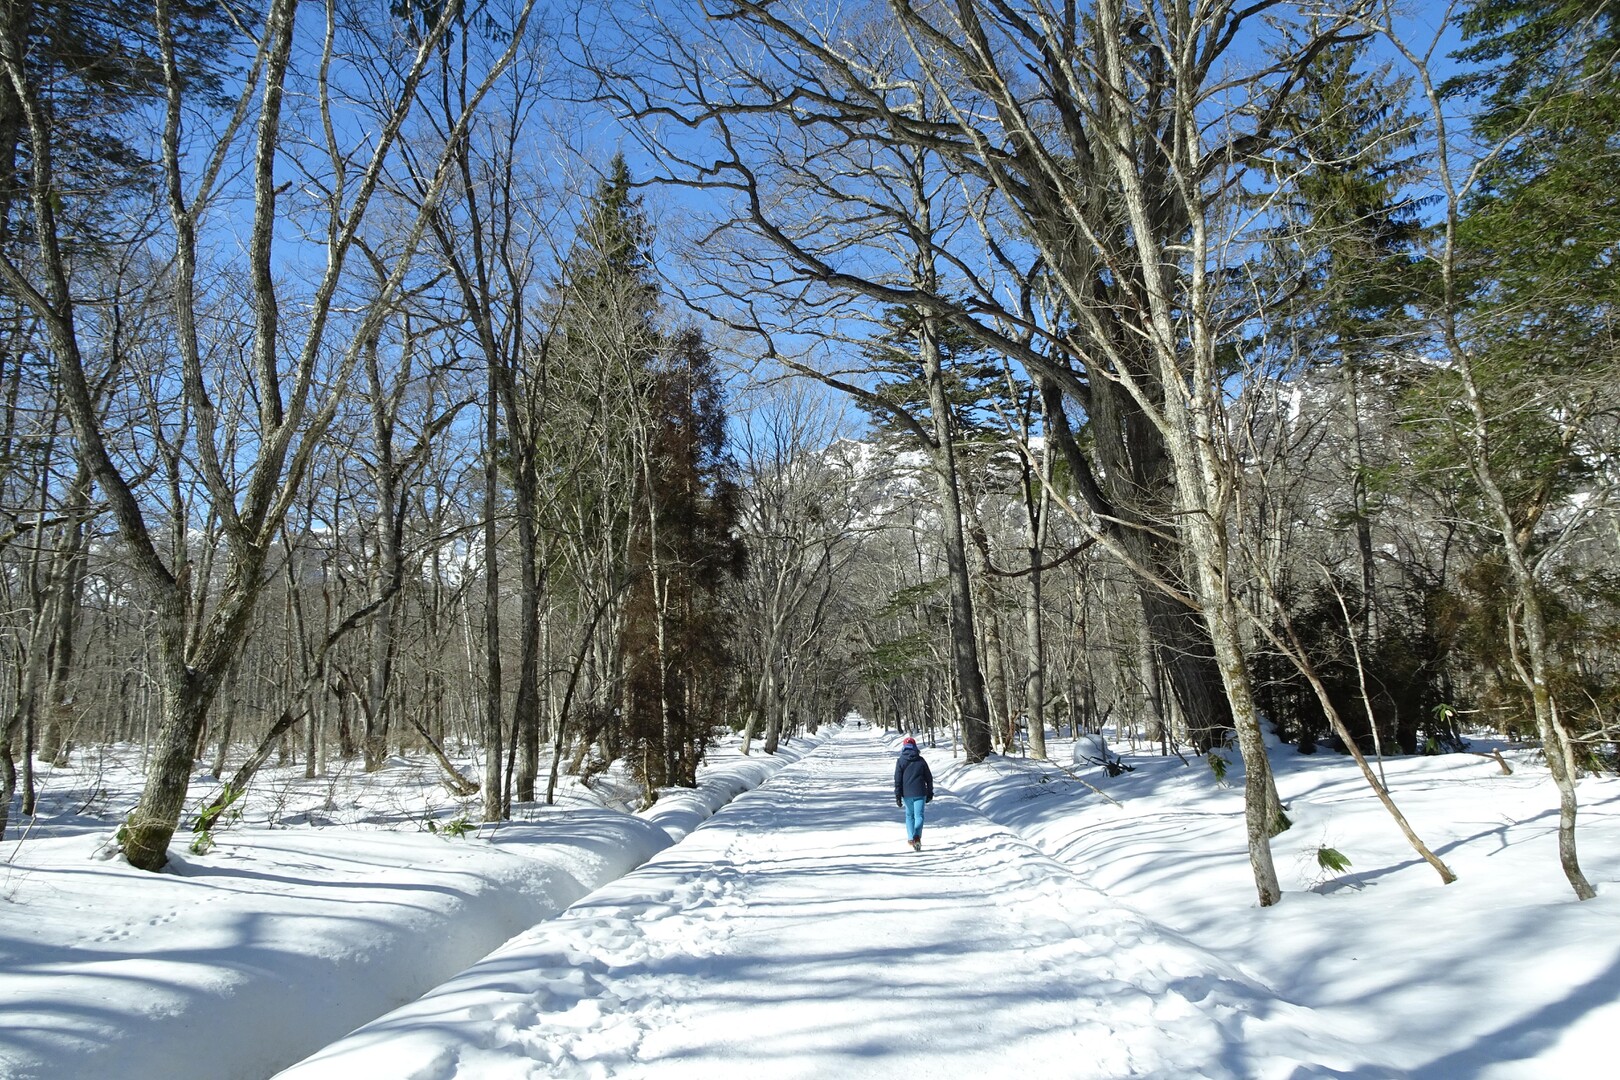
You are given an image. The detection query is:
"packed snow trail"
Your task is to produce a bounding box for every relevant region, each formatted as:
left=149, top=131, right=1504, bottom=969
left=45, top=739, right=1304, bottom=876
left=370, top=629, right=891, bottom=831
left=280, top=729, right=1351, bottom=1079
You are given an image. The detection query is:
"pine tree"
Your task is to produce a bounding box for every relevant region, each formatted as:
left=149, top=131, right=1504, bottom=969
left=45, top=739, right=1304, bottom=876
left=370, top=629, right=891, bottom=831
left=1436, top=0, right=1619, bottom=735
left=548, top=156, right=744, bottom=797
left=1410, top=0, right=1620, bottom=900
left=859, top=304, right=1000, bottom=443
left=1255, top=34, right=1439, bottom=753
left=1448, top=0, right=1617, bottom=384
left=0, top=1, right=231, bottom=246
left=622, top=328, right=745, bottom=790
left=1278, top=37, right=1430, bottom=358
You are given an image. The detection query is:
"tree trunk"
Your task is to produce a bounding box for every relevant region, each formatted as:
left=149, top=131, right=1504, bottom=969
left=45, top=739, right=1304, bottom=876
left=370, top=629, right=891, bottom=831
left=1039, top=376, right=1229, bottom=751
left=1455, top=351, right=1595, bottom=900
left=1020, top=416, right=1053, bottom=760
left=1086, top=376, right=1232, bottom=750
left=968, top=537, right=1013, bottom=751
left=305, top=692, right=320, bottom=780
left=1023, top=548, right=1048, bottom=760
left=125, top=663, right=217, bottom=870
left=764, top=658, right=785, bottom=754
left=920, top=315, right=992, bottom=762
left=210, top=671, right=238, bottom=780
left=0, top=600, right=50, bottom=836
left=1206, top=598, right=1284, bottom=907
left=511, top=493, right=543, bottom=802
left=481, top=389, right=505, bottom=822
left=1343, top=363, right=1379, bottom=641
left=1162, top=324, right=1288, bottom=907
left=40, top=484, right=91, bottom=766
left=361, top=332, right=403, bottom=774
left=1510, top=577, right=1595, bottom=899
left=362, top=582, right=400, bottom=773
left=741, top=646, right=780, bottom=756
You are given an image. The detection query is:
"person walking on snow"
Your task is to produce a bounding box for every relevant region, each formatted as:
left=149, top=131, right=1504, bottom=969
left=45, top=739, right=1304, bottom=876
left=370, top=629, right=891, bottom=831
left=893, top=736, right=934, bottom=851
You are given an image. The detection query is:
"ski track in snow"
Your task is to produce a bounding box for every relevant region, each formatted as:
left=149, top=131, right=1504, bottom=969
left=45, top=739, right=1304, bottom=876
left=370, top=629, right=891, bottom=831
left=280, top=730, right=1352, bottom=1079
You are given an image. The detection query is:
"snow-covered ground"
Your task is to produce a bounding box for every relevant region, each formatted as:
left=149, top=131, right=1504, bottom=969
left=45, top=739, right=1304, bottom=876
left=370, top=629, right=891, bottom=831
left=0, top=734, right=827, bottom=1079
left=3, top=723, right=1617, bottom=1078
left=950, top=731, right=1620, bottom=1077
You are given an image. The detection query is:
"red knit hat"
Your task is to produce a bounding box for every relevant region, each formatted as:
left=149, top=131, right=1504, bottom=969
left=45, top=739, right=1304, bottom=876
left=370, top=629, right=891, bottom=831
left=902, top=736, right=916, bottom=746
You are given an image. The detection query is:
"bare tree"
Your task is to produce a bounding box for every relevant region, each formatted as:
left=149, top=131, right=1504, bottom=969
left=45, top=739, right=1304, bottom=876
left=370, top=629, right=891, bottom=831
left=403, top=4, right=567, bottom=809
left=731, top=380, right=869, bottom=753
left=588, top=0, right=1375, bottom=903
left=0, top=0, right=539, bottom=868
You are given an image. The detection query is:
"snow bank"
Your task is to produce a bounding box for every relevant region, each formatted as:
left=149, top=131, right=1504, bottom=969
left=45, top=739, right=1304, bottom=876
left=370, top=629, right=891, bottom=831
left=942, top=736, right=1620, bottom=1078
left=0, top=732, right=827, bottom=1080
left=13, top=723, right=1615, bottom=1078
left=1072, top=732, right=1110, bottom=764
left=0, top=819, right=666, bottom=1080
left=637, top=739, right=818, bottom=842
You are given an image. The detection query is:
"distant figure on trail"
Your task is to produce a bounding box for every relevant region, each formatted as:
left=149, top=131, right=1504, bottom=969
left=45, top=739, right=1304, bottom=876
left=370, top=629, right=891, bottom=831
left=893, top=736, right=934, bottom=851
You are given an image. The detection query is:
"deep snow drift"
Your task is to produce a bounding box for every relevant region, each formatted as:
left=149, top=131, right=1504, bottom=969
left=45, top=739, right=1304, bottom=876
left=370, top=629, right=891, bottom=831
left=3, top=723, right=1618, bottom=1078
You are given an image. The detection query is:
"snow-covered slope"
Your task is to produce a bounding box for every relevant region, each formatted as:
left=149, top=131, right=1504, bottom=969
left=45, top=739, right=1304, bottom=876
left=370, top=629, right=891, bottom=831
left=0, top=735, right=826, bottom=1080
left=945, top=730, right=1620, bottom=1078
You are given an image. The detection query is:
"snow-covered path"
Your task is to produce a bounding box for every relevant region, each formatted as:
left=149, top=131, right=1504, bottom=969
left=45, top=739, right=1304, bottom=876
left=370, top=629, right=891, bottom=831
left=280, top=729, right=1347, bottom=1079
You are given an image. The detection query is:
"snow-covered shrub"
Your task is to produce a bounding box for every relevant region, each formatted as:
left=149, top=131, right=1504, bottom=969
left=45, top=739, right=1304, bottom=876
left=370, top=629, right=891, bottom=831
left=1072, top=733, right=1133, bottom=776
left=1072, top=733, right=1109, bottom=765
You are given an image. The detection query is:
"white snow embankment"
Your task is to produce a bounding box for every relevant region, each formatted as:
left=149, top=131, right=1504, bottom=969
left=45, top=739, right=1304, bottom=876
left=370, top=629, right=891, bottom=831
left=0, top=734, right=825, bottom=1080
left=637, top=748, right=788, bottom=843
left=0, top=817, right=667, bottom=1080
left=939, top=738, right=1620, bottom=1079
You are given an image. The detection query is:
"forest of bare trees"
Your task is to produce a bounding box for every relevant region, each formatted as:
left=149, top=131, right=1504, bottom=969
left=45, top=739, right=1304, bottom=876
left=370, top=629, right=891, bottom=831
left=1, top=1, right=1615, bottom=905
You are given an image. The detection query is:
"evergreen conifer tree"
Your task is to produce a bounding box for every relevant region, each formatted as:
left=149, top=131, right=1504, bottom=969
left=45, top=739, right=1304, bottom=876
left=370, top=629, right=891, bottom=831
left=551, top=155, right=743, bottom=795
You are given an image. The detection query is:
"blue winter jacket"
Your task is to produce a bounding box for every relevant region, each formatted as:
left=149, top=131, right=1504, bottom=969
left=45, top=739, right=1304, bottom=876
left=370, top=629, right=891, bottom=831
left=894, top=744, right=934, bottom=801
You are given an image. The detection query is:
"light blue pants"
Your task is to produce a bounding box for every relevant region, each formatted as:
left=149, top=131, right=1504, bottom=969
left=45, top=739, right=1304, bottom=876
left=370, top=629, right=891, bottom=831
left=902, top=796, right=926, bottom=841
